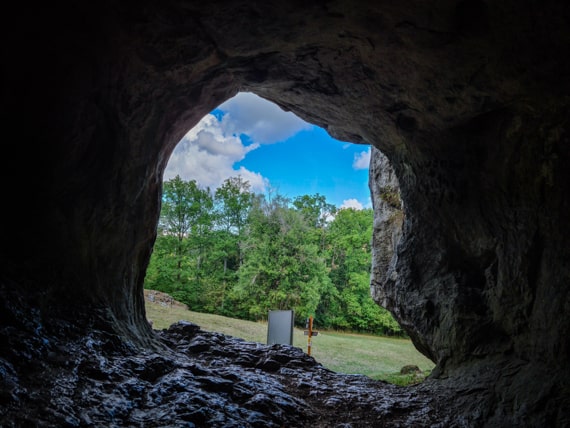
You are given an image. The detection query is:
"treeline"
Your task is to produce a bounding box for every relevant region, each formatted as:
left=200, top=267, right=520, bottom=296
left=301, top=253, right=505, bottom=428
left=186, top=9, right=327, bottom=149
left=144, top=175, right=402, bottom=336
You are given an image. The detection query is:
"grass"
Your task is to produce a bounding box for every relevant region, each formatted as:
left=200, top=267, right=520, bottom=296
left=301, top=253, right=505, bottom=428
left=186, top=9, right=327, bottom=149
left=145, top=297, right=434, bottom=385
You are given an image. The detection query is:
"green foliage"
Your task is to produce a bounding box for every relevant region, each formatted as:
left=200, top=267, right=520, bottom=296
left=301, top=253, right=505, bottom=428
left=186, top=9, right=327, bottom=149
left=215, top=176, right=253, bottom=236
left=292, top=193, right=336, bottom=229
left=234, top=194, right=330, bottom=323
left=316, top=207, right=401, bottom=335
left=374, top=370, right=431, bottom=386
left=144, top=176, right=403, bottom=337
left=379, top=186, right=401, bottom=209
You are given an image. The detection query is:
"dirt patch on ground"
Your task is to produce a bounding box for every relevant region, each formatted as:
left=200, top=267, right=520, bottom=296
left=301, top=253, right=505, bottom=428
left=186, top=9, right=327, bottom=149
left=144, top=288, right=188, bottom=310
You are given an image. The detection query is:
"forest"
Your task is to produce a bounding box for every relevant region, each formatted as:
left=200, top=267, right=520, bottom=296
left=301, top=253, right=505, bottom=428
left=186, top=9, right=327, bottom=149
left=144, top=175, right=402, bottom=336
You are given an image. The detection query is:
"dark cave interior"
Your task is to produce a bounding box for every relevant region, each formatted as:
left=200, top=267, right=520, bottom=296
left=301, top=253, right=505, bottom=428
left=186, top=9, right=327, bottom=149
left=1, top=1, right=569, bottom=426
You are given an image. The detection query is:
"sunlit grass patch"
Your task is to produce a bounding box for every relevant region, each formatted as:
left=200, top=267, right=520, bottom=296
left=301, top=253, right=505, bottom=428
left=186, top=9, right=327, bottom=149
left=144, top=290, right=435, bottom=385
left=373, top=369, right=432, bottom=386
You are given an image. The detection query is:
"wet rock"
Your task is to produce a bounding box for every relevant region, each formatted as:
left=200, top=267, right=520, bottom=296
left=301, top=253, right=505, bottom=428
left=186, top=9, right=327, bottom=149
left=1, top=1, right=570, bottom=426
left=1, top=307, right=448, bottom=427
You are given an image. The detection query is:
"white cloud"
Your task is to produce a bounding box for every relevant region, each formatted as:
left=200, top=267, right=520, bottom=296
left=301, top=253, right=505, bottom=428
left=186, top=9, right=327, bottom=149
left=164, top=113, right=268, bottom=193
left=218, top=92, right=311, bottom=144
left=164, top=92, right=313, bottom=193
left=340, top=199, right=364, bottom=210
left=352, top=148, right=371, bottom=170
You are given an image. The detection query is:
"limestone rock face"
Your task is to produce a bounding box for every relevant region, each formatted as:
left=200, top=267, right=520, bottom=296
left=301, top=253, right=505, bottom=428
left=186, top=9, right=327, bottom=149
left=369, top=147, right=403, bottom=311
left=1, top=0, right=569, bottom=425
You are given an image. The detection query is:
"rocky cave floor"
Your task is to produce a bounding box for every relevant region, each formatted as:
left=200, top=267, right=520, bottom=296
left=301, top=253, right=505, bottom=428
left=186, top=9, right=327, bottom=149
left=0, top=289, right=463, bottom=427
left=4, top=278, right=570, bottom=428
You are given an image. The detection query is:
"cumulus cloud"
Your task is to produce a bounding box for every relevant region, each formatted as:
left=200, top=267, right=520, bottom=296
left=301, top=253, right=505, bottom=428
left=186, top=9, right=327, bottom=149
left=352, top=148, right=371, bottom=170
left=340, top=199, right=364, bottom=210
left=164, top=92, right=313, bottom=193
left=218, top=92, right=311, bottom=144
left=164, top=114, right=268, bottom=193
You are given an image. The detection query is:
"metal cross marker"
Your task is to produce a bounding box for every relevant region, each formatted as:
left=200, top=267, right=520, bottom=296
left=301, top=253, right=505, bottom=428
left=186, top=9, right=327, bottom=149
left=303, top=316, right=319, bottom=356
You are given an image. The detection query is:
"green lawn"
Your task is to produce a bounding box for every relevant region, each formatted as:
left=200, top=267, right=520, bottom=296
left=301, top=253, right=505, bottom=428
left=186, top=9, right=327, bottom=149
left=145, top=298, right=434, bottom=385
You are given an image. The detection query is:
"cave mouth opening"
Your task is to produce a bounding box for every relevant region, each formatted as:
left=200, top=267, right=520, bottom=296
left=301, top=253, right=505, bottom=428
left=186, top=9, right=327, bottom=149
left=142, top=92, right=432, bottom=383
left=1, top=1, right=568, bottom=424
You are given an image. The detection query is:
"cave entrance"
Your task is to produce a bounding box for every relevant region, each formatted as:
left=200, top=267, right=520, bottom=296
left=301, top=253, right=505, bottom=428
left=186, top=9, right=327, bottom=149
left=144, top=92, right=433, bottom=384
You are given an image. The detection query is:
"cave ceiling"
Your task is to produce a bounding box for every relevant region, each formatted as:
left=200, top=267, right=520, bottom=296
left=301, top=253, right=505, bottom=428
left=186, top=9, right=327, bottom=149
left=1, top=0, right=569, bottom=426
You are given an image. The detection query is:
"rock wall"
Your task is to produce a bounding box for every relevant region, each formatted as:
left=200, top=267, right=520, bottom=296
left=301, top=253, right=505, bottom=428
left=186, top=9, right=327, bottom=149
left=369, top=147, right=404, bottom=315
left=370, top=105, right=570, bottom=371
left=1, top=0, right=569, bottom=425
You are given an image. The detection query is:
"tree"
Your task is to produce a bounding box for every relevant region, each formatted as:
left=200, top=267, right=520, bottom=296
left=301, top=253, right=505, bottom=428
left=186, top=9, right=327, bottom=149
left=233, top=193, right=330, bottom=324
left=320, top=207, right=402, bottom=334
left=145, top=178, right=402, bottom=336
left=292, top=193, right=336, bottom=229
left=212, top=176, right=254, bottom=312
left=186, top=182, right=214, bottom=306
left=293, top=193, right=336, bottom=253
left=215, top=176, right=253, bottom=238
left=146, top=175, right=213, bottom=309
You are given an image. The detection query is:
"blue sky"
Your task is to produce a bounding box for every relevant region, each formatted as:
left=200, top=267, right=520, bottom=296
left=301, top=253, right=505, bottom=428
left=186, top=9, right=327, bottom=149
left=164, top=92, right=371, bottom=209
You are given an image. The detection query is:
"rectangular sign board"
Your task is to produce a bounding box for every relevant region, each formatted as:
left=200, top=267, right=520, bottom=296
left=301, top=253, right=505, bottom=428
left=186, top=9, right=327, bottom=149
left=267, top=310, right=294, bottom=346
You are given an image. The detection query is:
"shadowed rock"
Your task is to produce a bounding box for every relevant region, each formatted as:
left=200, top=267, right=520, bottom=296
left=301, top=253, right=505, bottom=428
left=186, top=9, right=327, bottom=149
left=1, top=0, right=569, bottom=426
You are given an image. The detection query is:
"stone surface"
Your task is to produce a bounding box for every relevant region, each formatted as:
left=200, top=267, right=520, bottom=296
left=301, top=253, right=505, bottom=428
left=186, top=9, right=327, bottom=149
left=1, top=0, right=569, bottom=426
left=0, top=288, right=444, bottom=427
left=370, top=147, right=404, bottom=308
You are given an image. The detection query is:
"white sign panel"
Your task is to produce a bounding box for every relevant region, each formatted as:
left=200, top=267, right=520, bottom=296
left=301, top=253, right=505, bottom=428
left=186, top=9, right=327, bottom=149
left=267, top=310, right=294, bottom=346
